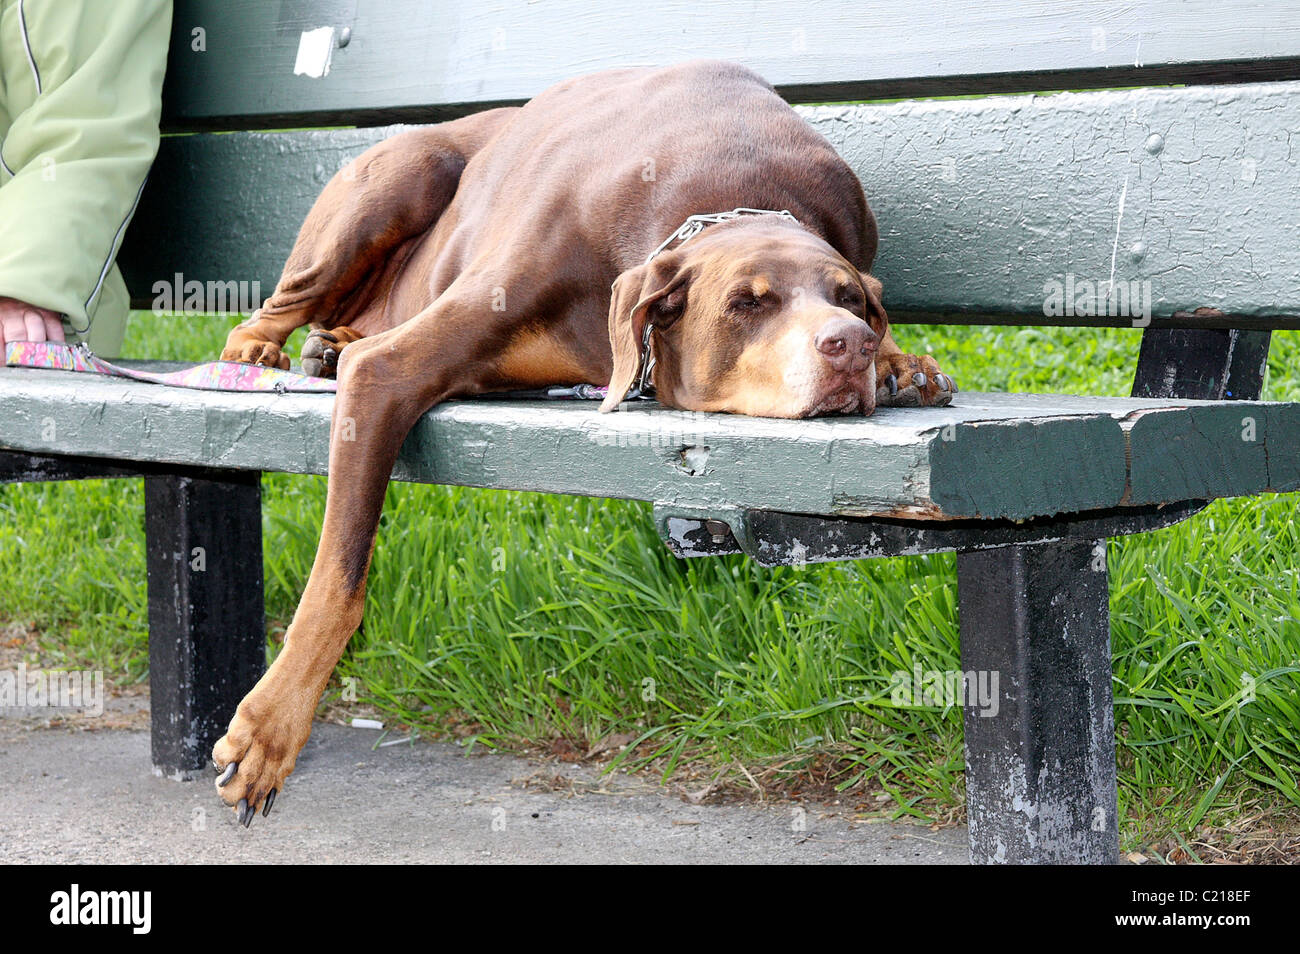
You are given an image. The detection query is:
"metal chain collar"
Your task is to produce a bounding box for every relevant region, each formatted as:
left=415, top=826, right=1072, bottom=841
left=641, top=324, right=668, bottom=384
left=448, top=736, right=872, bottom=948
left=643, top=207, right=797, bottom=264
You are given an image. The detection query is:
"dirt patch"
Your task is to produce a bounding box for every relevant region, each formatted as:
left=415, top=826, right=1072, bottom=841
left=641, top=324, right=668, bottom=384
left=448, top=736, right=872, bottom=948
left=0, top=622, right=149, bottom=742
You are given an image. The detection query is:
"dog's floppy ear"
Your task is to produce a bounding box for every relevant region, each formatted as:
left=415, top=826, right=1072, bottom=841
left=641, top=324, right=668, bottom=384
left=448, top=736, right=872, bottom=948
left=860, top=271, right=889, bottom=340
left=600, top=252, right=691, bottom=412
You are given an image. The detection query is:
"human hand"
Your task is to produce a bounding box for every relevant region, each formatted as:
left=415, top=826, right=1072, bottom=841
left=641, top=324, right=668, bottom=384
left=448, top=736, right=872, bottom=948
left=0, top=297, right=66, bottom=353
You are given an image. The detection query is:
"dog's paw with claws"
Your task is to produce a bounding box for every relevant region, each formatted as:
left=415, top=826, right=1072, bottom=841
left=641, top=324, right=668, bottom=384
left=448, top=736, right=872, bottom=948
left=875, top=352, right=957, bottom=407
left=300, top=326, right=364, bottom=378
left=220, top=338, right=290, bottom=370
left=212, top=691, right=312, bottom=827
left=220, top=311, right=292, bottom=369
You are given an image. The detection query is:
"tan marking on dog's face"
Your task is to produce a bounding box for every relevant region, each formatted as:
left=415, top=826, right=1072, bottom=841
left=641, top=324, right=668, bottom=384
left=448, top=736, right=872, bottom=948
left=651, top=221, right=885, bottom=418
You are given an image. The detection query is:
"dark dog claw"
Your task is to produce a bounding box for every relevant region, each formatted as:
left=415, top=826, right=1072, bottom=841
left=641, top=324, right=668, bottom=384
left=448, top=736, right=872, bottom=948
left=262, top=789, right=277, bottom=817
left=238, top=798, right=253, bottom=828
left=913, top=372, right=927, bottom=388
left=885, top=374, right=898, bottom=396
left=216, top=762, right=237, bottom=787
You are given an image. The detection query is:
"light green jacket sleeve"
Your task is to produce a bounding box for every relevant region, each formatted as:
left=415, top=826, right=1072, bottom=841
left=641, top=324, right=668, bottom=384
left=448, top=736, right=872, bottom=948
left=0, top=0, right=171, bottom=357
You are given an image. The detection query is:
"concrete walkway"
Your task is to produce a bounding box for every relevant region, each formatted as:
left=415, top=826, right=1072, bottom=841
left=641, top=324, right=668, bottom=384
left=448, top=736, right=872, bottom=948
left=0, top=716, right=968, bottom=864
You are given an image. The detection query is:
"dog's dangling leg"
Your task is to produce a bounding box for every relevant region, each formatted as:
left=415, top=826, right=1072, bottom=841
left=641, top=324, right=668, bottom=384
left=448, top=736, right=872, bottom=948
left=211, top=275, right=513, bottom=823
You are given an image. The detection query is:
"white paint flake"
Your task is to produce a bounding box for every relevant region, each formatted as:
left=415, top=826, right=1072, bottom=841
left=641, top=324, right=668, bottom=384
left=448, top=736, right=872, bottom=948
left=294, top=27, right=336, bottom=79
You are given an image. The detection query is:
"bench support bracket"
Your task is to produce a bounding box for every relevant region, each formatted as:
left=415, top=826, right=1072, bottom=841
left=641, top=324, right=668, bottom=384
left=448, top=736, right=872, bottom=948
left=956, top=537, right=1118, bottom=864
left=145, top=470, right=266, bottom=779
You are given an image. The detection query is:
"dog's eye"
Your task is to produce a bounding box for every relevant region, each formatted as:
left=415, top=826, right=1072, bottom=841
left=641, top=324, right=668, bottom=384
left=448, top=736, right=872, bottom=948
left=838, top=287, right=865, bottom=311
left=729, top=293, right=764, bottom=313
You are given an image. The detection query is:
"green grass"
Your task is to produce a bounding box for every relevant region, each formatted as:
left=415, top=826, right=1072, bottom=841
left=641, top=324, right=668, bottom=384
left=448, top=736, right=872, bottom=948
left=2, top=312, right=1298, bottom=853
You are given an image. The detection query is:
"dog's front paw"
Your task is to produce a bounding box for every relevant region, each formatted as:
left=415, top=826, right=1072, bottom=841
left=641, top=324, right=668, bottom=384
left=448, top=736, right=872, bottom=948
left=875, top=352, right=956, bottom=407
left=212, top=688, right=313, bottom=827
left=220, top=340, right=290, bottom=369
left=220, top=322, right=291, bottom=370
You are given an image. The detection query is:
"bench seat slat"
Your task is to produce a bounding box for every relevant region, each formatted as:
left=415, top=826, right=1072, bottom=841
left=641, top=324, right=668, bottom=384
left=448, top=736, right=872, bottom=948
left=3, top=364, right=1297, bottom=522
left=121, top=81, right=1300, bottom=328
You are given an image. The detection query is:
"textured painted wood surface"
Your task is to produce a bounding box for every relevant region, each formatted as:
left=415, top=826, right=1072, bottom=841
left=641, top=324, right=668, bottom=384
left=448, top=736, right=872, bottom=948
left=809, top=82, right=1300, bottom=326
left=119, top=81, right=1300, bottom=327
left=2, top=364, right=1297, bottom=521
left=160, top=0, right=1300, bottom=130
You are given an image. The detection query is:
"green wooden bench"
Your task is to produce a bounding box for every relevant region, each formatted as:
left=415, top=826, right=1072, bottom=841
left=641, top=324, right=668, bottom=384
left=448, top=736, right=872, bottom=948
left=4, top=0, right=1300, bottom=863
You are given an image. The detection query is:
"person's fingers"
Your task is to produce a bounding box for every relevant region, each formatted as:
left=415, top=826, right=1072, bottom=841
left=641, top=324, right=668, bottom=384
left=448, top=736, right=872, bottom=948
left=0, top=300, right=64, bottom=351
left=1, top=313, right=27, bottom=349
left=23, top=309, right=48, bottom=342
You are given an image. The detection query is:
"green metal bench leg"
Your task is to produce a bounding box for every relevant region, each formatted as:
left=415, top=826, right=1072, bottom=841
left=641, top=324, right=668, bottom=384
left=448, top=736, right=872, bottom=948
left=956, top=538, right=1119, bottom=864
left=144, top=470, right=266, bottom=779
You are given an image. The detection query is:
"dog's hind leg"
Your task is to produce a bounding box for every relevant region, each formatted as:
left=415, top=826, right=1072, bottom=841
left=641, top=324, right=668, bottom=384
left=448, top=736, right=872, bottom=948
left=299, top=326, right=364, bottom=378
left=221, top=108, right=518, bottom=369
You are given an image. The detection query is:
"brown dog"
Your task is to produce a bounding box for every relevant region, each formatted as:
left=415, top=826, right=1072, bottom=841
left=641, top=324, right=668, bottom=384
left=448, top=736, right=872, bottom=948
left=213, top=60, right=954, bottom=825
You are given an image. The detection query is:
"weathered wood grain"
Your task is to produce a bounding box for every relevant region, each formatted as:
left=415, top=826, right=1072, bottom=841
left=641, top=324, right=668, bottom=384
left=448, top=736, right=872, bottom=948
left=3, top=364, right=1297, bottom=521
left=958, top=538, right=1119, bottom=864
left=160, top=0, right=1300, bottom=130
left=1125, top=403, right=1300, bottom=503
left=119, top=81, right=1300, bottom=327
left=0, top=449, right=140, bottom=483
left=660, top=502, right=1204, bottom=564
left=806, top=81, right=1300, bottom=326
left=144, top=470, right=265, bottom=777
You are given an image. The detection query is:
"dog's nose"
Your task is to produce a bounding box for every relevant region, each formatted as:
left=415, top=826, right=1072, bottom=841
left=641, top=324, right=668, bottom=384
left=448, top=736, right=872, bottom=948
left=814, top=316, right=877, bottom=373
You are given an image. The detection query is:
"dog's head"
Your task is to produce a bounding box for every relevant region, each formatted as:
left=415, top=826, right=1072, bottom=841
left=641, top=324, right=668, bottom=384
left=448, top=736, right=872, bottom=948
left=601, top=217, right=886, bottom=418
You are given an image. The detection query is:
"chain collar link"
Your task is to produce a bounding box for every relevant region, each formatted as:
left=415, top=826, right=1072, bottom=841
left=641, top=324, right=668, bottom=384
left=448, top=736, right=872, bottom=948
left=644, top=207, right=796, bottom=264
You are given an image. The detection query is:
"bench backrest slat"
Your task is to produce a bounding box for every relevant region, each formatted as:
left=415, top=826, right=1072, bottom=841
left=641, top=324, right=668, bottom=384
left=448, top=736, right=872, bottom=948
left=120, top=1, right=1300, bottom=329
left=121, top=83, right=1300, bottom=327
left=164, top=0, right=1300, bottom=132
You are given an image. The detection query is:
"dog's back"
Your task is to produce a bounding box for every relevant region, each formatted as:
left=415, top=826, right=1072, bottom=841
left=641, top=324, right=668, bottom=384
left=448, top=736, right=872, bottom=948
left=392, top=60, right=876, bottom=321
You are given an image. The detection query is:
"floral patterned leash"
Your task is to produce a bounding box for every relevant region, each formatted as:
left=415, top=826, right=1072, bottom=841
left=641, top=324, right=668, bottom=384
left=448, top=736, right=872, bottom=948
left=3, top=340, right=629, bottom=401
left=4, top=341, right=338, bottom=393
